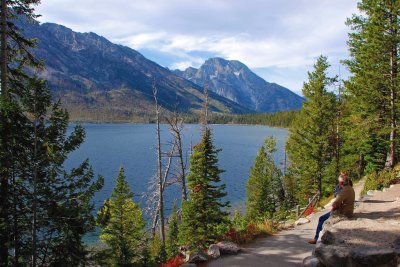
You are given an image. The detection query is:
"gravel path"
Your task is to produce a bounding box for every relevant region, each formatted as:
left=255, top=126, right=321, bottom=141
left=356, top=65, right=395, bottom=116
left=207, top=180, right=366, bottom=267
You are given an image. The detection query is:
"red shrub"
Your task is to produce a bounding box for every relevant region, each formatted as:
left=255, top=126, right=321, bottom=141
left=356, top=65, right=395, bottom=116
left=225, top=228, right=238, bottom=241
left=161, top=255, right=184, bottom=267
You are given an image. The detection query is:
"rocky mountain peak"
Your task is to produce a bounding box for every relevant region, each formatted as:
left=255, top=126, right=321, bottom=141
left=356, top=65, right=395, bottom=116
left=175, top=57, right=304, bottom=112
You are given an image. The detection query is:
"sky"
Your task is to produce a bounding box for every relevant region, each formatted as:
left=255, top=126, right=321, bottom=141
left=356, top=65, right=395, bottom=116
left=35, top=0, right=359, bottom=95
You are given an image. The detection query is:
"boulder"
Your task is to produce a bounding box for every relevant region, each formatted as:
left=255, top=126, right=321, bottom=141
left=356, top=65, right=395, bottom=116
left=321, top=230, right=335, bottom=245
left=303, top=255, right=323, bottom=267
left=216, top=241, right=241, bottom=255
left=315, top=245, right=349, bottom=267
left=295, top=218, right=310, bottom=226
left=207, top=244, right=220, bottom=258
left=349, top=247, right=397, bottom=267
left=188, top=249, right=208, bottom=264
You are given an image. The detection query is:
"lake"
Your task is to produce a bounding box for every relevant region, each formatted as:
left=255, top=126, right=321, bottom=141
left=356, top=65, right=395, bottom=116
left=66, top=124, right=288, bottom=216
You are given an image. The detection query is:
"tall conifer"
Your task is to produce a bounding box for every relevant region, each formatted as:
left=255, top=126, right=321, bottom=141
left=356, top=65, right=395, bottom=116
left=98, top=167, right=146, bottom=267
left=166, top=201, right=179, bottom=259
left=246, top=137, right=283, bottom=221
left=179, top=128, right=229, bottom=250
left=286, top=56, right=338, bottom=203
left=344, top=0, right=400, bottom=171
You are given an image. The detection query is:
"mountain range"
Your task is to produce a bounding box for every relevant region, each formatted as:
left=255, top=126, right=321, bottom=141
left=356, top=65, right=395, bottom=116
left=21, top=19, right=303, bottom=121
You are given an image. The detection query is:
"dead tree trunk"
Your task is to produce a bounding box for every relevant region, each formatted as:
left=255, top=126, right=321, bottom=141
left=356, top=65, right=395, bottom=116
left=385, top=5, right=397, bottom=169
left=167, top=111, right=187, bottom=201
left=153, top=80, right=165, bottom=246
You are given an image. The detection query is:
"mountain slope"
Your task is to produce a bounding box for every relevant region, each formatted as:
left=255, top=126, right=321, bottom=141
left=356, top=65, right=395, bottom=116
left=21, top=21, right=249, bottom=121
left=174, top=58, right=304, bottom=113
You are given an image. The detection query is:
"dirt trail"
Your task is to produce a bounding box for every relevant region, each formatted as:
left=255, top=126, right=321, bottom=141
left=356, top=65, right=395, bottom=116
left=207, top=180, right=366, bottom=267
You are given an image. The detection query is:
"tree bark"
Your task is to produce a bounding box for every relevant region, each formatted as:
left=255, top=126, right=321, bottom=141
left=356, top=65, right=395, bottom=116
left=385, top=1, right=397, bottom=169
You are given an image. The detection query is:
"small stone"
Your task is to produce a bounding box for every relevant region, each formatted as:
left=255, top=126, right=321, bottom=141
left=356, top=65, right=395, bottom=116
left=207, top=244, right=220, bottom=259
left=295, top=218, right=310, bottom=226
left=321, top=231, right=335, bottom=245
left=349, top=247, right=397, bottom=267
left=367, top=190, right=374, bottom=196
left=280, top=221, right=294, bottom=229
left=303, top=255, right=323, bottom=267
left=188, top=249, right=208, bottom=264
left=180, top=264, right=197, bottom=267
left=216, top=241, right=241, bottom=255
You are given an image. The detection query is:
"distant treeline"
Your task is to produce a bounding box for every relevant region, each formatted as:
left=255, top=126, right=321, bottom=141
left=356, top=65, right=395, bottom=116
left=208, top=111, right=300, bottom=128
left=66, top=107, right=300, bottom=128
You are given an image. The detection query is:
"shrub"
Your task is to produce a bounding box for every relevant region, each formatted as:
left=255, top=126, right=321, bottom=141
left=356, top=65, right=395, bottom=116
left=362, top=168, right=399, bottom=195
left=161, top=255, right=184, bottom=267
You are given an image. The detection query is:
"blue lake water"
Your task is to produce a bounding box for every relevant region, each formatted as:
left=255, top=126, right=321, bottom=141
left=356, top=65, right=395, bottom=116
left=66, top=123, right=288, bottom=216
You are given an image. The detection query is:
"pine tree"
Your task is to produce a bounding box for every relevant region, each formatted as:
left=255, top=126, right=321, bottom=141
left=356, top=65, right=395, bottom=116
left=19, top=77, right=104, bottom=266
left=166, top=201, right=179, bottom=259
left=178, top=127, right=229, bottom=250
left=0, top=2, right=41, bottom=264
left=344, top=0, right=400, bottom=172
left=98, top=167, right=146, bottom=267
left=246, top=136, right=284, bottom=221
left=286, top=55, right=338, bottom=203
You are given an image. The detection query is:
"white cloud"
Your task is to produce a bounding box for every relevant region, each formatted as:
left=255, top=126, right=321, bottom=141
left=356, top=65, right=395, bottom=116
left=35, top=0, right=359, bottom=93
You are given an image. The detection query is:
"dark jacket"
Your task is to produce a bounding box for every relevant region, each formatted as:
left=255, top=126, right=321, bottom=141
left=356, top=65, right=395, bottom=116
left=332, top=185, right=355, bottom=217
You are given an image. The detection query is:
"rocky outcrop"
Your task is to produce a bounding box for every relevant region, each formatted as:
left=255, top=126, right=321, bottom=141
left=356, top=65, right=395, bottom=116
left=306, top=184, right=400, bottom=267
left=314, top=243, right=398, bottom=267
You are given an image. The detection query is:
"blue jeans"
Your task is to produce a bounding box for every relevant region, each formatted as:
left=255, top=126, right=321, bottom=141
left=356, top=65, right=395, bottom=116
left=314, top=212, right=331, bottom=240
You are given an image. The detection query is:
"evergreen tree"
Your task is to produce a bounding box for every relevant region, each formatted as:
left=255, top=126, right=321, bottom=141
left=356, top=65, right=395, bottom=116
left=19, top=77, right=104, bottom=266
left=166, top=201, right=179, bottom=259
left=344, top=0, right=400, bottom=172
left=148, top=233, right=167, bottom=266
left=0, top=1, right=41, bottom=264
left=246, top=137, right=284, bottom=221
left=98, top=167, right=146, bottom=267
left=178, top=127, right=229, bottom=250
left=286, top=55, right=338, bottom=203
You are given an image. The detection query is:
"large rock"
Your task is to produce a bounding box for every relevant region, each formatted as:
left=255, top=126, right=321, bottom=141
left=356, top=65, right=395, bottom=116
left=349, top=247, right=397, bottom=267
left=208, top=244, right=220, bottom=258
left=303, top=255, right=323, bottom=267
left=188, top=250, right=208, bottom=264
left=216, top=241, right=241, bottom=255
left=321, top=230, right=335, bottom=245
left=315, top=245, right=350, bottom=267
left=295, top=218, right=310, bottom=226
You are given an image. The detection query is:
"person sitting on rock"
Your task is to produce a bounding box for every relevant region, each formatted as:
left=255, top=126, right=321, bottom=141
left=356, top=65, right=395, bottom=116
left=307, top=171, right=355, bottom=244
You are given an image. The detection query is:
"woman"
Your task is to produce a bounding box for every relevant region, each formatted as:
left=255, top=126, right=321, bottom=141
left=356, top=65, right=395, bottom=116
left=307, top=171, right=354, bottom=244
